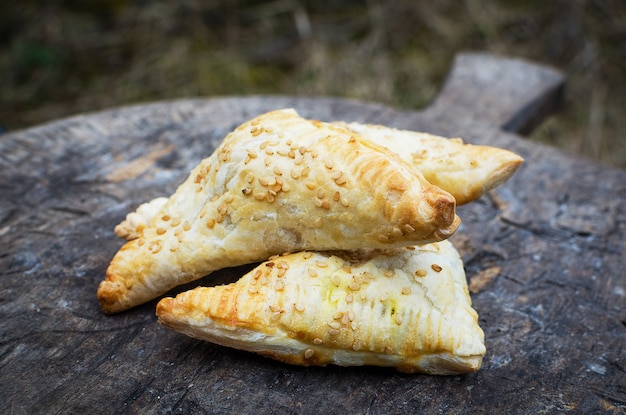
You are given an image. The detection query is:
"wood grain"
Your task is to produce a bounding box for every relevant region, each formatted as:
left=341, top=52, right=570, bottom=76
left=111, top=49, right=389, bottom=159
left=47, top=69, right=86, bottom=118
left=1, top=53, right=624, bottom=414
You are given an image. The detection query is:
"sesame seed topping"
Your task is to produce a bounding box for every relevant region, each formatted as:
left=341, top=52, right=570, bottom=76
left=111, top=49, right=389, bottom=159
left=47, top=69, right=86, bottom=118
left=378, top=234, right=390, bottom=241
left=275, top=280, right=285, bottom=291
left=298, top=146, right=307, bottom=155
left=276, top=268, right=286, bottom=277
left=316, top=188, right=326, bottom=199
left=294, top=303, right=305, bottom=312
left=248, top=286, right=258, bottom=294
left=404, top=224, right=416, bottom=233
left=346, top=293, right=353, bottom=303
left=301, top=166, right=310, bottom=177
left=306, top=181, right=317, bottom=190
left=290, top=169, right=300, bottom=179
left=161, top=215, right=171, bottom=221
left=304, top=349, right=314, bottom=359
left=415, top=269, right=427, bottom=278
left=401, top=287, right=412, bottom=295
left=348, top=282, right=361, bottom=291
left=333, top=191, right=341, bottom=201
left=246, top=149, right=258, bottom=158
left=307, top=268, right=318, bottom=277
left=137, top=238, right=145, bottom=246
left=315, top=261, right=328, bottom=268
left=269, top=304, right=281, bottom=312
left=334, top=176, right=347, bottom=185
left=183, top=221, right=191, bottom=231
left=321, top=200, right=331, bottom=209
left=156, top=227, right=166, bottom=235
left=148, top=240, right=161, bottom=254
left=313, top=338, right=323, bottom=345
left=281, top=183, right=291, bottom=192
left=324, top=159, right=334, bottom=169
left=328, top=328, right=340, bottom=336
left=394, top=314, right=404, bottom=325
left=351, top=322, right=358, bottom=331
left=303, top=252, right=313, bottom=259
left=273, top=166, right=283, bottom=176
left=331, top=275, right=341, bottom=286
left=171, top=218, right=181, bottom=227
left=254, top=192, right=266, bottom=201
left=253, top=269, right=263, bottom=279
left=431, top=264, right=443, bottom=272
left=264, top=157, right=272, bottom=166
left=340, top=198, right=350, bottom=207
left=384, top=270, right=394, bottom=277
left=392, top=227, right=403, bottom=237
left=245, top=172, right=255, bottom=183
left=352, top=339, right=361, bottom=351
left=333, top=312, right=344, bottom=320
left=328, top=321, right=341, bottom=330
left=313, top=217, right=323, bottom=228
left=242, top=187, right=252, bottom=195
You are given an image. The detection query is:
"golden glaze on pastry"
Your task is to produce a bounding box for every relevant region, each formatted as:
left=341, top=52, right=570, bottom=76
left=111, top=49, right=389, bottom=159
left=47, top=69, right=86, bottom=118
left=98, top=109, right=459, bottom=313
left=334, top=122, right=523, bottom=205
left=156, top=240, right=485, bottom=374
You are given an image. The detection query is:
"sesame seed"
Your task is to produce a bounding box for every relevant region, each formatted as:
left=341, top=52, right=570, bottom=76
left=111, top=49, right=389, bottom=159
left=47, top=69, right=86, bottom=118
left=334, top=176, right=347, bottom=185
left=348, top=282, right=361, bottom=291
left=317, top=188, right=326, bottom=199
left=245, top=172, right=255, bottom=183
left=265, top=148, right=274, bottom=155
left=275, top=280, right=285, bottom=291
left=304, top=349, right=314, bottom=359
left=183, top=221, right=191, bottom=231
left=385, top=345, right=393, bottom=354
left=242, top=187, right=252, bottom=195
left=401, top=287, right=412, bottom=295
left=254, top=192, right=266, bottom=201
left=294, top=303, right=305, bottom=312
left=156, top=227, right=166, bottom=235
left=384, top=270, right=394, bottom=278
left=314, top=217, right=323, bottom=228
left=171, top=218, right=181, bottom=227
left=276, top=268, right=286, bottom=277
left=148, top=241, right=162, bottom=254
left=215, top=213, right=223, bottom=223
left=331, top=275, right=341, bottom=287
left=161, top=215, right=171, bottom=221
left=333, top=191, right=340, bottom=201
left=431, top=264, right=443, bottom=272
left=347, top=311, right=355, bottom=321
left=340, top=198, right=350, bottom=207
left=321, top=200, right=331, bottom=209
left=404, top=224, right=416, bottom=233
left=328, top=328, right=340, bottom=336
left=394, top=314, right=403, bottom=325
left=301, top=166, right=310, bottom=177
left=246, top=149, right=258, bottom=158
left=328, top=321, right=341, bottom=330
left=306, top=181, right=317, bottom=190
left=324, top=159, right=334, bottom=169
left=342, top=266, right=352, bottom=273
left=314, top=197, right=323, bottom=208
left=298, top=146, right=307, bottom=155
left=333, top=312, right=344, bottom=320
left=316, top=261, right=328, bottom=268
left=253, top=269, right=263, bottom=279
left=269, top=304, right=281, bottom=312
left=303, top=252, right=313, bottom=259
left=341, top=314, right=350, bottom=325
left=288, top=150, right=296, bottom=159
left=346, top=293, right=353, bottom=303
left=352, top=339, right=361, bottom=351
left=290, top=169, right=300, bottom=179
left=392, top=227, right=403, bottom=237
left=264, top=157, right=272, bottom=166
left=351, top=322, right=358, bottom=331
left=273, top=166, right=282, bottom=176
left=281, top=183, right=291, bottom=192
left=313, top=338, right=323, bottom=345
left=270, top=312, right=282, bottom=321
left=266, top=192, right=276, bottom=203
left=248, top=286, right=259, bottom=294
left=378, top=234, right=390, bottom=242
left=137, top=238, right=145, bottom=246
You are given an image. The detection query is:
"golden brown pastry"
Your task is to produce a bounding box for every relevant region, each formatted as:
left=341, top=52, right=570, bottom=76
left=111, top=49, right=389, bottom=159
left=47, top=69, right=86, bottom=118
left=333, top=122, right=523, bottom=205
left=156, top=240, right=485, bottom=374
left=98, top=109, right=459, bottom=314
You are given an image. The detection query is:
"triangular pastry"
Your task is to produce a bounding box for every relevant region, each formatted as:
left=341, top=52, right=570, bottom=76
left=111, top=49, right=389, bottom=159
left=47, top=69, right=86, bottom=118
left=333, top=122, right=523, bottom=205
left=156, top=240, right=486, bottom=374
left=98, top=109, right=460, bottom=313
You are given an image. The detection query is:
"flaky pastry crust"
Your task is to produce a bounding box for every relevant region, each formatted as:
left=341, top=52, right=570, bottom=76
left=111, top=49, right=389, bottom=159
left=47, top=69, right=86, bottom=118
left=156, top=240, right=485, bottom=374
left=98, top=109, right=459, bottom=313
left=334, top=122, right=523, bottom=205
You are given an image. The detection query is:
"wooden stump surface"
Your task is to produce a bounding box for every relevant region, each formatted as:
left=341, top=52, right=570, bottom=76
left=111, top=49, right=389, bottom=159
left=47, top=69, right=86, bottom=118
left=1, top=53, right=625, bottom=414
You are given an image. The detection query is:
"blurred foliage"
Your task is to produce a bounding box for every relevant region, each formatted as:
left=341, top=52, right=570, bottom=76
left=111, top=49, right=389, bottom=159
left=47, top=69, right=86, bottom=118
left=1, top=0, right=625, bottom=169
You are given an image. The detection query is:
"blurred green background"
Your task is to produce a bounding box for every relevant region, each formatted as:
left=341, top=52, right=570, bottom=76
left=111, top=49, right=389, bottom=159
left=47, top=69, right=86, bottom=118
left=1, top=0, right=624, bottom=169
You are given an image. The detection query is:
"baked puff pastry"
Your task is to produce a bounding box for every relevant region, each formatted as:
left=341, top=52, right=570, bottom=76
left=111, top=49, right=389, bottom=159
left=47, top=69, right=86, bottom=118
left=334, top=122, right=523, bottom=205
left=156, top=240, right=486, bottom=374
left=98, top=109, right=460, bottom=314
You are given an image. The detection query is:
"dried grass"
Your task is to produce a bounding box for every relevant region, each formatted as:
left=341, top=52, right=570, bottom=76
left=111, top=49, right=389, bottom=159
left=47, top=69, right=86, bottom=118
left=1, top=0, right=624, bottom=169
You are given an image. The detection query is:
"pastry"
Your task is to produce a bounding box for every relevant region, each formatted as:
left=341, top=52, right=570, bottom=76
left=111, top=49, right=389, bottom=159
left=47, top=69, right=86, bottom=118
left=156, top=240, right=486, bottom=374
left=98, top=109, right=459, bottom=313
left=334, top=122, right=523, bottom=205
